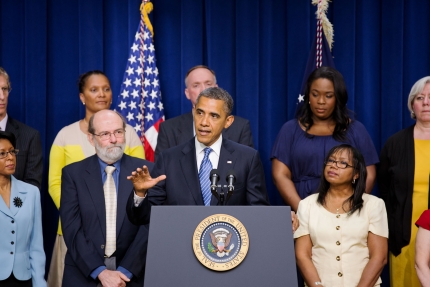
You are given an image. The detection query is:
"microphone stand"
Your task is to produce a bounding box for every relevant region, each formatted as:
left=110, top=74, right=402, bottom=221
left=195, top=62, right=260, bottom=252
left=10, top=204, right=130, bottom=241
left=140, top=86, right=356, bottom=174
left=225, top=187, right=234, bottom=205
left=219, top=186, right=225, bottom=206
left=210, top=186, right=220, bottom=203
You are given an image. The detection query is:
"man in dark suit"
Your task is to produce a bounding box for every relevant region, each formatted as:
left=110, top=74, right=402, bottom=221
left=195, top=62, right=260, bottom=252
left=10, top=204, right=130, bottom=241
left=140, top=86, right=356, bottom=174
left=127, top=87, right=269, bottom=226
left=60, top=110, right=152, bottom=287
left=0, top=67, right=42, bottom=189
left=154, top=65, right=254, bottom=159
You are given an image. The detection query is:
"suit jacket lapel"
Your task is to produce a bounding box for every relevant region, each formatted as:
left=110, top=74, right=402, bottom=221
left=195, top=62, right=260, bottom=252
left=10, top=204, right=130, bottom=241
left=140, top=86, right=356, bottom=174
left=0, top=195, right=12, bottom=217
left=5, top=117, right=20, bottom=141
left=0, top=176, right=28, bottom=218
left=177, top=112, right=194, bottom=144
left=84, top=156, right=107, bottom=239
left=179, top=139, right=203, bottom=205
left=211, top=139, right=238, bottom=205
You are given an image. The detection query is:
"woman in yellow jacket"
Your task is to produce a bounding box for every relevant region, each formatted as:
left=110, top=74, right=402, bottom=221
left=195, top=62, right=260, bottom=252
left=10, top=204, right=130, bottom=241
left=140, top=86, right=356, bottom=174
left=46, top=70, right=144, bottom=287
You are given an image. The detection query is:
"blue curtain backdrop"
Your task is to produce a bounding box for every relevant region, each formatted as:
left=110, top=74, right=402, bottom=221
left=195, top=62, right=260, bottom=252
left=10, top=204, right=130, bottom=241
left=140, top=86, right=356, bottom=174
left=1, top=0, right=430, bottom=284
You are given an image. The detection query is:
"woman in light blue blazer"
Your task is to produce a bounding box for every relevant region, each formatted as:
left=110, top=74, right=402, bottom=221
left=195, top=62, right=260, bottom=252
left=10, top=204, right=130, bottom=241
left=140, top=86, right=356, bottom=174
left=0, top=131, right=46, bottom=287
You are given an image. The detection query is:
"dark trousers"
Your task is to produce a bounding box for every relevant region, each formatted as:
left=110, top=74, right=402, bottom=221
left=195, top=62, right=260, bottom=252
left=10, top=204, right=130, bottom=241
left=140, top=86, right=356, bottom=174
left=0, top=274, right=32, bottom=287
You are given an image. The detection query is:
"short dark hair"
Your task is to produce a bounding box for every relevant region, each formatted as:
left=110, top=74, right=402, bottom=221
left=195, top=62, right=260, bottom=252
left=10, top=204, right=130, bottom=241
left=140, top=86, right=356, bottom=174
left=77, top=70, right=109, bottom=93
left=88, top=110, right=126, bottom=135
left=316, top=144, right=366, bottom=216
left=184, top=65, right=217, bottom=86
left=0, top=131, right=16, bottom=149
left=196, top=87, right=234, bottom=116
left=297, top=66, right=350, bottom=141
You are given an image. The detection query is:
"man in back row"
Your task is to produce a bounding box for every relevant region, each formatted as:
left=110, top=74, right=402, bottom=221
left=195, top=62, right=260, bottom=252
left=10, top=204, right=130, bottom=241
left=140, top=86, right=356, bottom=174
left=0, top=67, right=43, bottom=189
left=154, top=65, right=254, bottom=159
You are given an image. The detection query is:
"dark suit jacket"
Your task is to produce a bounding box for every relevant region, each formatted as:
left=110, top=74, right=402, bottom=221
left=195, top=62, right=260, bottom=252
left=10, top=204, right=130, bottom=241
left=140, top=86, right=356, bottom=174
left=60, top=154, right=153, bottom=287
left=6, top=116, right=43, bottom=189
left=378, top=124, right=415, bottom=256
left=155, top=112, right=254, bottom=159
left=127, top=137, right=269, bottom=225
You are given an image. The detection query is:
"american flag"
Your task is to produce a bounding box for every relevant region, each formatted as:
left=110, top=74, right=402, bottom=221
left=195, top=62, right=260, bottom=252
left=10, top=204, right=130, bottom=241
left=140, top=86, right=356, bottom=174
left=116, top=2, right=164, bottom=162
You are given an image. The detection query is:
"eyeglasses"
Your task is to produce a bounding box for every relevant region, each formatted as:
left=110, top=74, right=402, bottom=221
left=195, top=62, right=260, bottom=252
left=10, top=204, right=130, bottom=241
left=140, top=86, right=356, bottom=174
left=0, top=149, right=19, bottom=159
left=92, top=129, right=126, bottom=141
left=0, top=87, right=11, bottom=94
left=325, top=159, right=354, bottom=169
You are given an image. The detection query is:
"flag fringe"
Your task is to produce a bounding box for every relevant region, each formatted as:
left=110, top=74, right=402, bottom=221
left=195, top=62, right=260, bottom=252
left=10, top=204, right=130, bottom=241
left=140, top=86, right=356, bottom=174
left=140, top=2, right=154, bottom=38
left=312, top=0, right=333, bottom=50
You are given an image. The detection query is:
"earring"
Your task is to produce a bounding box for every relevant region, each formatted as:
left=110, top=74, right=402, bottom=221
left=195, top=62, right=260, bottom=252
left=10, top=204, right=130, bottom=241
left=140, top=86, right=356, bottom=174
left=352, top=179, right=356, bottom=184
left=309, top=101, right=311, bottom=105
left=82, top=102, right=85, bottom=105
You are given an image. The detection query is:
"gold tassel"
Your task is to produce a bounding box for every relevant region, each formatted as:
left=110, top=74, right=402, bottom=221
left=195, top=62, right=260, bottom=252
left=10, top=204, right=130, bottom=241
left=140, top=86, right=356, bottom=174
left=140, top=1, right=154, bottom=38
left=312, top=0, right=334, bottom=50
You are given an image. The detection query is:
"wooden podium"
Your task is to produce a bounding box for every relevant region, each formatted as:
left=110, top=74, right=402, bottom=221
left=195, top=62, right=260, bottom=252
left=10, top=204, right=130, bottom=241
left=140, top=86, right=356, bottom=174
left=144, top=206, right=298, bottom=287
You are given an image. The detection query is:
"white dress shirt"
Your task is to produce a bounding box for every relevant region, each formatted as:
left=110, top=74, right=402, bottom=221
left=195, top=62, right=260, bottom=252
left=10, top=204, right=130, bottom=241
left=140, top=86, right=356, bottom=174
left=134, top=135, right=223, bottom=206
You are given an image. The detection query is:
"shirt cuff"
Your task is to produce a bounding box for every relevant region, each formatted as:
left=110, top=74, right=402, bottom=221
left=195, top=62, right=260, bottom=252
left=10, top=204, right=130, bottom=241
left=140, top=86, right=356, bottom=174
left=133, top=190, right=146, bottom=207
left=90, top=266, right=106, bottom=280
left=117, top=266, right=133, bottom=279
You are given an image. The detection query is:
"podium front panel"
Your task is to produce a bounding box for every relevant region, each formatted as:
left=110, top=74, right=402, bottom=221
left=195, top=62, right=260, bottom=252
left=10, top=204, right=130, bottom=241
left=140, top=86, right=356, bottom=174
left=144, top=206, right=297, bottom=287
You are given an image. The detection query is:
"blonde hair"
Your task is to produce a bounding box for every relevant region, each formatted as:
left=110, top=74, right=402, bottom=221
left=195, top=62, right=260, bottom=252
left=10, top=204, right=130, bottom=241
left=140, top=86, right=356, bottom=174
left=407, top=76, right=430, bottom=119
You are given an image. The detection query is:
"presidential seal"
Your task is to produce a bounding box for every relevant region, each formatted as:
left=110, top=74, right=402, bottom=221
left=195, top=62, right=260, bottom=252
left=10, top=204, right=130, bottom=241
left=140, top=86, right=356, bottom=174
left=192, top=214, right=249, bottom=271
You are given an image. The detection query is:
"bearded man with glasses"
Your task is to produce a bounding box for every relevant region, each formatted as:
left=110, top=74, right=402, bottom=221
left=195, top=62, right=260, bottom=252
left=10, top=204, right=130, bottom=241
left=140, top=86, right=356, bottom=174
left=60, top=110, right=153, bottom=287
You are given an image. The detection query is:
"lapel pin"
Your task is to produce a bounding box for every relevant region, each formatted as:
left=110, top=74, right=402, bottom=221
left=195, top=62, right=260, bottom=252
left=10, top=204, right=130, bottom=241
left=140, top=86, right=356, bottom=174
left=227, top=161, right=232, bottom=164
left=13, top=197, right=23, bottom=208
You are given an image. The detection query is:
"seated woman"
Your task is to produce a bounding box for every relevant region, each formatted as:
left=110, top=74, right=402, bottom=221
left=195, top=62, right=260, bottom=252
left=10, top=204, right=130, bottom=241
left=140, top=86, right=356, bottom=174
left=415, top=210, right=430, bottom=287
left=294, top=144, right=388, bottom=287
left=0, top=131, right=46, bottom=287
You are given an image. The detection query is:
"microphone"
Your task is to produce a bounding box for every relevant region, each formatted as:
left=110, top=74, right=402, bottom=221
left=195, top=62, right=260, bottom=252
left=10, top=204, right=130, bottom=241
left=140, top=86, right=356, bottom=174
left=225, top=170, right=236, bottom=204
left=209, top=169, right=220, bottom=202
left=210, top=169, right=220, bottom=191
left=226, top=170, right=236, bottom=192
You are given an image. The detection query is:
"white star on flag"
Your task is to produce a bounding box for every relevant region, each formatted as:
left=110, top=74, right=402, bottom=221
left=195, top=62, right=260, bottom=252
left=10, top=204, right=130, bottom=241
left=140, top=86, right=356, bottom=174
left=131, top=89, right=139, bottom=98
left=128, top=55, right=136, bottom=64
left=145, top=67, right=153, bottom=75
left=121, top=90, right=129, bottom=98
left=148, top=102, right=156, bottom=110
left=118, top=101, right=127, bottom=110
left=128, top=101, right=137, bottom=110
left=126, top=67, right=134, bottom=76
left=123, top=78, right=132, bottom=87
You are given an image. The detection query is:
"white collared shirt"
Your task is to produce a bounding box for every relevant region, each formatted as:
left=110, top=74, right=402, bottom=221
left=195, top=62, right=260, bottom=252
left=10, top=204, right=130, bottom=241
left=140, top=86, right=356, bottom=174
left=134, top=134, right=223, bottom=207
left=195, top=134, right=222, bottom=171
left=0, top=114, right=8, bottom=131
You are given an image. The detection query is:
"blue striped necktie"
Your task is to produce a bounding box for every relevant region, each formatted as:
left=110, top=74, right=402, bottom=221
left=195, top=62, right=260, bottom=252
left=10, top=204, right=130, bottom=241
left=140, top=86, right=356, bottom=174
left=199, top=147, right=213, bottom=206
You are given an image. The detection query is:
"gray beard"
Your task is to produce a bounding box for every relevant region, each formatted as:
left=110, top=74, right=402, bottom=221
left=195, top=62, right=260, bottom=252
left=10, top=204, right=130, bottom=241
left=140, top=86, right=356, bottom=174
left=95, top=141, right=125, bottom=164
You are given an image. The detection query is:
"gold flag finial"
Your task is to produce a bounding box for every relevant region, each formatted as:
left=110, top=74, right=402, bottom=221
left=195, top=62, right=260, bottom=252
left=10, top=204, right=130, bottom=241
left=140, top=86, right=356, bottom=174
left=312, top=0, right=334, bottom=50
left=140, top=1, right=154, bottom=37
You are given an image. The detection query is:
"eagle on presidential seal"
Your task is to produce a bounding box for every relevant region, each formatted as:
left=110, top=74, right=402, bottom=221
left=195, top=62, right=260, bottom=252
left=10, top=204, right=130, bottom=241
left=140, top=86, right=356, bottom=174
left=207, top=228, right=235, bottom=258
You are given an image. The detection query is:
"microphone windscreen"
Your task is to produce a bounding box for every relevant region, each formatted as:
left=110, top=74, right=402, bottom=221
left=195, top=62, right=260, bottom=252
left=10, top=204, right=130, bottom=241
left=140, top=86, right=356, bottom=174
left=210, top=169, right=220, bottom=180
left=226, top=170, right=236, bottom=183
